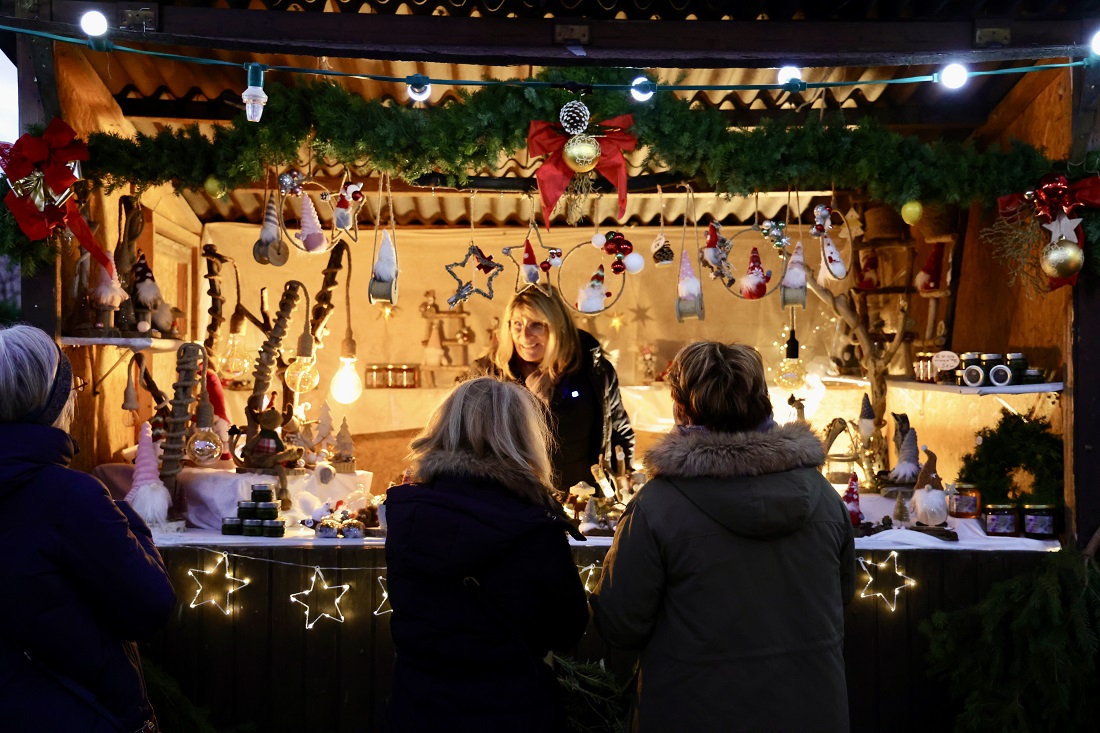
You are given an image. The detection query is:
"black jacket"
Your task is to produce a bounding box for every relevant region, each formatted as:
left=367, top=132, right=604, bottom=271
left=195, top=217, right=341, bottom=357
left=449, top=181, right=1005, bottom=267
left=384, top=450, right=590, bottom=733
left=0, top=424, right=177, bottom=733
left=471, top=330, right=635, bottom=493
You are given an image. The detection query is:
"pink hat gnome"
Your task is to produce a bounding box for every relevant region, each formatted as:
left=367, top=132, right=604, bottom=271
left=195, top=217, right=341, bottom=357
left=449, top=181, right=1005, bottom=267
left=577, top=264, right=609, bottom=313
left=521, top=239, right=540, bottom=284
left=295, top=194, right=328, bottom=253
left=842, top=471, right=864, bottom=527
left=739, top=247, right=771, bottom=299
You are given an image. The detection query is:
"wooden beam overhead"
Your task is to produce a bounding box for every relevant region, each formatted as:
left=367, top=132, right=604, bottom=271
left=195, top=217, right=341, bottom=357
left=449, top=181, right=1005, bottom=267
left=29, top=5, right=1097, bottom=68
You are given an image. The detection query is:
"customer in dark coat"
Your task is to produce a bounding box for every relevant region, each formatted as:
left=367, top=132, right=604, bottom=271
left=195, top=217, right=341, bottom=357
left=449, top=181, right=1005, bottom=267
left=0, top=324, right=176, bottom=733
left=591, top=341, right=856, bottom=733
left=470, top=285, right=635, bottom=495
left=385, top=376, right=590, bottom=733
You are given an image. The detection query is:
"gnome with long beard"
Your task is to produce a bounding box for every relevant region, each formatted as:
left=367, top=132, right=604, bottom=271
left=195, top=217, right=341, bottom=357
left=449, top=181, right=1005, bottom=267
left=739, top=247, right=772, bottom=299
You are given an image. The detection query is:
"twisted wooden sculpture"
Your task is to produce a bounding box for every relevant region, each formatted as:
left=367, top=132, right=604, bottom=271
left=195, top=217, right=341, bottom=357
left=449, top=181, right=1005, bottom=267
left=310, top=240, right=350, bottom=344
left=201, top=244, right=231, bottom=360
left=245, top=280, right=308, bottom=442
left=159, top=342, right=203, bottom=516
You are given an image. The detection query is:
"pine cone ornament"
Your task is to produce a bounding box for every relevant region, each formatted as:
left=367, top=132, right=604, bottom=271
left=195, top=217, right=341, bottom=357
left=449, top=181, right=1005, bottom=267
left=559, top=100, right=591, bottom=135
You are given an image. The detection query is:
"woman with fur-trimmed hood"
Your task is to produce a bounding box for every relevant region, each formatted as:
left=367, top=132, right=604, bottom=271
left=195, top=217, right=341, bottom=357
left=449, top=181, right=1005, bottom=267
left=384, top=377, right=589, bottom=733
left=591, top=342, right=856, bottom=733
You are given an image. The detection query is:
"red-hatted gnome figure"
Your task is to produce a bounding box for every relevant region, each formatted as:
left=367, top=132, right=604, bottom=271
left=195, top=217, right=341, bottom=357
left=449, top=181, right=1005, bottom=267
left=521, top=239, right=540, bottom=284
left=843, top=471, right=864, bottom=527
left=739, top=247, right=772, bottom=299
left=577, top=264, right=609, bottom=313
left=205, top=367, right=232, bottom=461
left=334, top=182, right=364, bottom=233
left=914, top=242, right=946, bottom=292
left=702, top=221, right=735, bottom=287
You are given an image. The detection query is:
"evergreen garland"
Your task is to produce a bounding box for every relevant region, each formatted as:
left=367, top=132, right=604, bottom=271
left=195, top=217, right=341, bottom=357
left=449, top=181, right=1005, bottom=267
left=921, top=548, right=1100, bottom=732
left=0, top=178, right=58, bottom=276
left=957, top=409, right=1064, bottom=507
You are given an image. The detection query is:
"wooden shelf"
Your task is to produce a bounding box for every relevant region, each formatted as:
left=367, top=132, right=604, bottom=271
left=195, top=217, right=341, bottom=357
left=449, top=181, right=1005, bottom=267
left=886, top=377, right=1063, bottom=395
left=61, top=336, right=185, bottom=354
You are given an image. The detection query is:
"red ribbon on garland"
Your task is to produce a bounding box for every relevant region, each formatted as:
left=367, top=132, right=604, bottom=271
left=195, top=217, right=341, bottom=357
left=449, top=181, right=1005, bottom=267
left=0, top=119, right=112, bottom=274
left=997, top=173, right=1100, bottom=291
left=528, top=114, right=636, bottom=228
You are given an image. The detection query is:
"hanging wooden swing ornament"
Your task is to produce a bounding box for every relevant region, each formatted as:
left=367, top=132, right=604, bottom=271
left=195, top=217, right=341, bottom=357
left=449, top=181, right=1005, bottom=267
left=527, top=99, right=636, bottom=227
left=780, top=241, right=809, bottom=308
left=675, top=187, right=704, bottom=322
left=651, top=185, right=675, bottom=267
left=368, top=175, right=399, bottom=306
left=254, top=190, right=290, bottom=266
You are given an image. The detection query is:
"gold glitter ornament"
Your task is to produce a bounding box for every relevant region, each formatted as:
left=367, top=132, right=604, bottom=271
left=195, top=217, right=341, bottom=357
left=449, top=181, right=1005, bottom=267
left=563, top=134, right=601, bottom=174
left=1039, top=237, right=1084, bottom=279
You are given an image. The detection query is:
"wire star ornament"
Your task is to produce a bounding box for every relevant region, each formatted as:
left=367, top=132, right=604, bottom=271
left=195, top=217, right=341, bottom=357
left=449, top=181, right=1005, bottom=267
left=373, top=575, right=393, bottom=616
left=858, top=551, right=915, bottom=612
left=445, top=243, right=505, bottom=308
left=290, top=567, right=350, bottom=629
left=577, top=563, right=603, bottom=595
left=188, top=552, right=249, bottom=615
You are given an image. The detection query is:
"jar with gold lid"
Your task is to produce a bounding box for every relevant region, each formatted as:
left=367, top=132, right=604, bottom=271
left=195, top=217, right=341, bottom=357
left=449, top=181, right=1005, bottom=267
left=1021, top=504, right=1058, bottom=540
left=948, top=484, right=981, bottom=519
left=983, top=504, right=1018, bottom=537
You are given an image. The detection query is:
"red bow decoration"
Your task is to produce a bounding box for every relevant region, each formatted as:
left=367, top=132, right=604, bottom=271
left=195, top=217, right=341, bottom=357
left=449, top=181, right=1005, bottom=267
left=997, top=172, right=1100, bottom=291
left=0, top=119, right=111, bottom=274
left=473, top=246, right=497, bottom=274
left=528, top=114, right=636, bottom=228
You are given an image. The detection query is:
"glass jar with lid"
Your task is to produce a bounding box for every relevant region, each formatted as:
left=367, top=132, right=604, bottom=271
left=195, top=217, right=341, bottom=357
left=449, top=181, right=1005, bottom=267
left=983, top=504, right=1018, bottom=537
left=948, top=484, right=981, bottom=519
left=1007, top=353, right=1028, bottom=381
left=1021, top=504, right=1058, bottom=540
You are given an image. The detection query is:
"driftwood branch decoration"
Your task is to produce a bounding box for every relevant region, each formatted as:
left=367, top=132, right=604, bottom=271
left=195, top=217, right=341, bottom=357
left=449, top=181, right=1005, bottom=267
left=160, top=342, right=204, bottom=516
left=310, top=240, right=350, bottom=345
left=246, top=280, right=309, bottom=441
left=201, top=244, right=231, bottom=359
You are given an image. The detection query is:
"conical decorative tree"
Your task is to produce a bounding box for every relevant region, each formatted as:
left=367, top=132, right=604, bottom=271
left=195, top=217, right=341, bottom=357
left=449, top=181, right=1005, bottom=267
left=893, top=493, right=910, bottom=524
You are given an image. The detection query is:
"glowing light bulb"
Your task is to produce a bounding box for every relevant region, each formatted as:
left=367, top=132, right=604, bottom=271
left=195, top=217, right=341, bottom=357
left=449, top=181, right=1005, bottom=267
left=939, top=63, right=968, bottom=89
left=777, top=66, right=802, bottom=85
left=406, top=74, right=431, bottom=102
left=186, top=427, right=224, bottom=465
left=1092, top=30, right=1100, bottom=56
left=80, top=11, right=109, bottom=36
left=242, top=63, right=268, bottom=123
left=630, top=76, right=655, bottom=102
left=221, top=330, right=252, bottom=382
left=330, top=356, right=364, bottom=405
left=285, top=355, right=320, bottom=394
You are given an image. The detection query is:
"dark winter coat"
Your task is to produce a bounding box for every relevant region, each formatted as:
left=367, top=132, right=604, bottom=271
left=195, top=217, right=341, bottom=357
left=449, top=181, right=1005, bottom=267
left=384, top=450, right=590, bottom=733
left=471, top=330, right=635, bottom=493
left=591, top=422, right=856, bottom=733
left=0, top=424, right=177, bottom=733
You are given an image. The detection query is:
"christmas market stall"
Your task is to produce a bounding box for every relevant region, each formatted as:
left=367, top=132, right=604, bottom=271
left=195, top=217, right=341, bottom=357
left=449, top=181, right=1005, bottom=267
left=4, top=1, right=1100, bottom=731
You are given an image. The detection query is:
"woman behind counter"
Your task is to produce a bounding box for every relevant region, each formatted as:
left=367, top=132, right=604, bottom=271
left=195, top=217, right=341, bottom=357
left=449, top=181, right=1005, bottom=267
left=384, top=376, right=589, bottom=733
left=0, top=324, right=176, bottom=733
left=471, top=286, right=635, bottom=495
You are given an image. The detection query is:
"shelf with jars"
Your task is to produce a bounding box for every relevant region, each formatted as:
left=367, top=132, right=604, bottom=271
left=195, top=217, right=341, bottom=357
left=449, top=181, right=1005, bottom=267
left=886, top=376, right=1063, bottom=396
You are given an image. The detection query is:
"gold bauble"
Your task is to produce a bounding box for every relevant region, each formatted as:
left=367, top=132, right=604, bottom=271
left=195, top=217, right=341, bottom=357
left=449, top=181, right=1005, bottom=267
left=901, top=200, right=923, bottom=225
left=563, top=134, right=601, bottom=174
left=1039, top=237, right=1085, bottom=279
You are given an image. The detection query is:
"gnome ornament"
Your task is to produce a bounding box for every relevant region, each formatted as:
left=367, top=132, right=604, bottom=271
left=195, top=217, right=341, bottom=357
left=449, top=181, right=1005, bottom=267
left=780, top=242, right=808, bottom=308
left=254, top=193, right=289, bottom=266
left=914, top=241, right=946, bottom=292
left=739, top=247, right=772, bottom=299
left=858, top=394, right=875, bottom=442
left=889, top=427, right=921, bottom=483
left=521, top=239, right=540, bottom=284
left=295, top=195, right=328, bottom=253
left=125, top=421, right=172, bottom=528
left=842, top=471, right=864, bottom=527
left=131, top=253, right=180, bottom=336
left=856, top=251, right=880, bottom=289
left=910, top=446, right=948, bottom=526
left=577, top=265, right=610, bottom=313
left=205, top=368, right=233, bottom=460
left=701, top=221, right=736, bottom=287
left=675, top=248, right=704, bottom=321
left=333, top=182, right=364, bottom=234
left=818, top=234, right=848, bottom=284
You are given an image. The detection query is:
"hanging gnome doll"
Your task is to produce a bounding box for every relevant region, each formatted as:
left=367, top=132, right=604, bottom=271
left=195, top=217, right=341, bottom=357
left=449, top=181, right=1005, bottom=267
left=914, top=242, right=946, bottom=292
left=702, top=221, right=735, bottom=287
left=817, top=234, right=848, bottom=285
left=333, top=182, right=364, bottom=234
left=521, top=239, right=541, bottom=284
left=858, top=393, right=876, bottom=444
left=739, top=247, right=772, bottom=299
left=842, top=471, right=864, bottom=527
left=676, top=248, right=704, bottom=321
left=295, top=195, right=328, bottom=253
left=780, top=242, right=807, bottom=308
left=577, top=265, right=610, bottom=313
left=254, top=193, right=287, bottom=266
left=132, top=252, right=181, bottom=336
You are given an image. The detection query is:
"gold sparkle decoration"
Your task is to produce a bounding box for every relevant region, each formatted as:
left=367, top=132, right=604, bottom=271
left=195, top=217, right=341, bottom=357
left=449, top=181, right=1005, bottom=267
left=858, top=551, right=915, bottom=612
left=376, top=303, right=398, bottom=320
left=290, top=567, right=350, bottom=629
left=188, top=552, right=249, bottom=615
left=609, top=312, right=624, bottom=332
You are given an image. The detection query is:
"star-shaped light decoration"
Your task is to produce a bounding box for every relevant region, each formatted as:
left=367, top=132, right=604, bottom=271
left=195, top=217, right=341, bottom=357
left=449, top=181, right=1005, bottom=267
left=858, top=551, right=915, bottom=612
left=445, top=244, right=505, bottom=308
left=188, top=552, right=249, bottom=615
left=373, top=575, right=392, bottom=616
left=1042, top=213, right=1082, bottom=244
left=577, top=563, right=603, bottom=595
left=608, top=312, right=625, bottom=332
left=628, top=304, right=652, bottom=328
left=376, top=303, right=398, bottom=320
left=290, top=567, right=350, bottom=629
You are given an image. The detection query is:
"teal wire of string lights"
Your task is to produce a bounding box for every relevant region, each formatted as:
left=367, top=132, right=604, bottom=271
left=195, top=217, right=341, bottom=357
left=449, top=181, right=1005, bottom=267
left=0, top=20, right=1092, bottom=95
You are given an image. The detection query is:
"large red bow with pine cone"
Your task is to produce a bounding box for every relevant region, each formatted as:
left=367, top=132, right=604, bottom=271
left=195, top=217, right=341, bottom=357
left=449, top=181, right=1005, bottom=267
left=528, top=114, right=636, bottom=228
left=0, top=119, right=111, bottom=272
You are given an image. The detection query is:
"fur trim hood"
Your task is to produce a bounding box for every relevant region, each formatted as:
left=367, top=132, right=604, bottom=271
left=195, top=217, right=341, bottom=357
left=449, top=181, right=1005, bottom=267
left=644, top=421, right=826, bottom=479
left=414, top=449, right=553, bottom=498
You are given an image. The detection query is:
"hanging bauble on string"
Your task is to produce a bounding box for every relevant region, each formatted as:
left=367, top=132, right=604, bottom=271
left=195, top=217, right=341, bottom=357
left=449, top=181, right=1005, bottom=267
left=563, top=134, right=601, bottom=174
left=559, top=100, right=591, bottom=135
left=901, top=200, right=923, bottom=225
left=1039, top=237, right=1085, bottom=279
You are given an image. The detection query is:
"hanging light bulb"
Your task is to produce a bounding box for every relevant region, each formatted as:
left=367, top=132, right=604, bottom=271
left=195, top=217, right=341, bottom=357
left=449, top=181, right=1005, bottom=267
left=330, top=336, right=364, bottom=405
left=777, top=66, right=802, bottom=85
left=284, top=327, right=320, bottom=394
left=186, top=354, right=225, bottom=465
left=630, top=76, right=655, bottom=102
left=775, top=310, right=807, bottom=391
left=80, top=10, right=109, bottom=36
left=939, top=63, right=969, bottom=90
left=242, top=63, right=268, bottom=123
left=221, top=310, right=253, bottom=381
left=406, top=74, right=432, bottom=103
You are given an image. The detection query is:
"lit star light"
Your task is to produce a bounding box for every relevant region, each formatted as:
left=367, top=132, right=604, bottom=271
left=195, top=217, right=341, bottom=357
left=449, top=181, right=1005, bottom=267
left=577, top=563, right=603, bottom=595
left=858, top=551, right=915, bottom=612
left=373, top=575, right=392, bottom=616
left=609, top=312, right=624, bottom=332
left=188, top=552, right=249, bottom=615
left=290, top=567, right=350, bottom=629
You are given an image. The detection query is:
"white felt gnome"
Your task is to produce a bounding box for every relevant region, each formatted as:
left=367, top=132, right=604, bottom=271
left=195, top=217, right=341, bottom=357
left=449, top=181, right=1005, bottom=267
left=333, top=182, right=364, bottom=233
left=577, top=264, right=609, bottom=313
left=739, top=247, right=772, bottom=299
left=780, top=241, right=807, bottom=308
left=521, top=238, right=540, bottom=284
left=373, top=229, right=398, bottom=282
left=910, top=446, right=949, bottom=526
left=818, top=233, right=848, bottom=284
